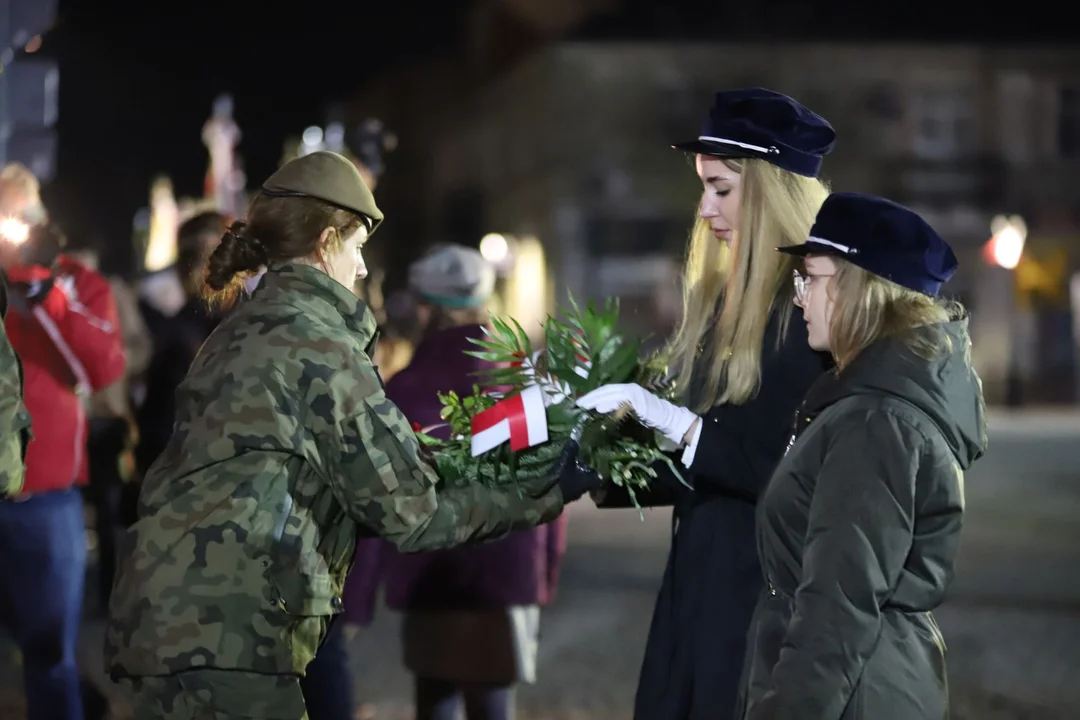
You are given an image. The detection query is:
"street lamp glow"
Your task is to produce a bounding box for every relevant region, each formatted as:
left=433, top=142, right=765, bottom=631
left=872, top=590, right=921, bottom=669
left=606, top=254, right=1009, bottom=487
left=480, top=233, right=509, bottom=263
left=991, top=226, right=1024, bottom=269
left=986, top=214, right=1027, bottom=270
left=0, top=218, right=30, bottom=245
left=302, top=126, right=323, bottom=147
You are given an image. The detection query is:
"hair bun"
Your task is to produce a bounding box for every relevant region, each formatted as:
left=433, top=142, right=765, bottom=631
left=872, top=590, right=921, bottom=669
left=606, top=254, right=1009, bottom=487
left=225, top=221, right=267, bottom=256
left=204, top=221, right=270, bottom=293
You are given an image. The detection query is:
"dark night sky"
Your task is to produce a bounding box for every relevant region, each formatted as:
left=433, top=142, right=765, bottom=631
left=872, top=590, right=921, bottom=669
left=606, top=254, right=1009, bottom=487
left=42, top=0, right=470, bottom=272
left=37, top=0, right=1077, bottom=274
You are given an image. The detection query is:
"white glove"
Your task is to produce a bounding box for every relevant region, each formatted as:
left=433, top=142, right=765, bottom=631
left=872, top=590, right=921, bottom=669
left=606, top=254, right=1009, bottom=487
left=576, top=383, right=699, bottom=447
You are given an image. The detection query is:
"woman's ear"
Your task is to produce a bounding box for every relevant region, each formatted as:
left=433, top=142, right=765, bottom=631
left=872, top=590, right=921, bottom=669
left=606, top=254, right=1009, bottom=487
left=317, top=226, right=338, bottom=253
left=315, top=227, right=338, bottom=274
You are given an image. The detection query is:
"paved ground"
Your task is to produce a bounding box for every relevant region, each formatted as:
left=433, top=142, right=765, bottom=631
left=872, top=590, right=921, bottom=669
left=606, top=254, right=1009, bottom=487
left=3, top=409, right=1079, bottom=719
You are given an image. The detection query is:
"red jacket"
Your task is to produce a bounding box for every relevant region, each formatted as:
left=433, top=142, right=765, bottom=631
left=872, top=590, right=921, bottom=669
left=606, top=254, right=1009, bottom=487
left=5, top=256, right=126, bottom=495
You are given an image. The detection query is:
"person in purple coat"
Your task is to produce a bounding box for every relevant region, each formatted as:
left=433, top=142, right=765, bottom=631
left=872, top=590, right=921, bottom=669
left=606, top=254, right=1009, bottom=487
left=345, top=244, right=568, bottom=720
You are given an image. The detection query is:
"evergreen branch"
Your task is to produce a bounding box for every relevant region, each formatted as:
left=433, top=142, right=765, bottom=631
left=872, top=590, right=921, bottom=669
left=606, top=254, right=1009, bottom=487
left=424, top=294, right=680, bottom=522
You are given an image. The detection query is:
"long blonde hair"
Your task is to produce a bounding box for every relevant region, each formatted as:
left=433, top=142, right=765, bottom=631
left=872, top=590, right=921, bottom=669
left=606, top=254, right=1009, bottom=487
left=828, top=260, right=961, bottom=372
left=668, top=158, right=830, bottom=412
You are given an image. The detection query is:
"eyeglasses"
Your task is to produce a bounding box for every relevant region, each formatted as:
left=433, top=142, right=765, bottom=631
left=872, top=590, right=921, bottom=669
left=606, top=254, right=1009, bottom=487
left=793, top=270, right=810, bottom=305
left=793, top=269, right=835, bottom=305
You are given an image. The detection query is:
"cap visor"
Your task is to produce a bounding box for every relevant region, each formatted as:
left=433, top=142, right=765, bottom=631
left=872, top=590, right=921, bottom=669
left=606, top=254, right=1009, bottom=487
left=777, top=241, right=841, bottom=257
left=671, top=139, right=755, bottom=158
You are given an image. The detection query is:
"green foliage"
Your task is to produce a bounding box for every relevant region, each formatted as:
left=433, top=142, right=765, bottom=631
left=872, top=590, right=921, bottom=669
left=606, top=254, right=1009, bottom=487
left=435, top=385, right=497, bottom=438
left=425, top=295, right=685, bottom=513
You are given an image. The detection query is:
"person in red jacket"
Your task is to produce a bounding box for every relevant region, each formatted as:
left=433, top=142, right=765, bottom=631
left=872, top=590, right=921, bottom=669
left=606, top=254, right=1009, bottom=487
left=0, top=163, right=126, bottom=720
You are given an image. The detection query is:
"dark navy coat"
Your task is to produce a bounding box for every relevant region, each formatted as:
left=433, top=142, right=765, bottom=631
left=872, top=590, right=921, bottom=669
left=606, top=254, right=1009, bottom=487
left=596, top=306, right=830, bottom=720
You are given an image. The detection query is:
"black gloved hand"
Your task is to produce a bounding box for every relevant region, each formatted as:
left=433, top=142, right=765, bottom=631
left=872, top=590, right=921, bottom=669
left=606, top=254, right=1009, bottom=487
left=551, top=439, right=603, bottom=503
left=5, top=277, right=54, bottom=316
left=24, top=277, right=54, bottom=307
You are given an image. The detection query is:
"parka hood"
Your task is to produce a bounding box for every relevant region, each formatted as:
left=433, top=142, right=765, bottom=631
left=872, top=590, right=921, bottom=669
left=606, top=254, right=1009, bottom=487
left=804, top=316, right=987, bottom=469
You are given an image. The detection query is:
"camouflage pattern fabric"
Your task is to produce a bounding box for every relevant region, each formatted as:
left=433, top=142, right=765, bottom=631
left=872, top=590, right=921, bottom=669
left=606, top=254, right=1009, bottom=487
left=0, top=273, right=31, bottom=498
left=123, top=669, right=308, bottom=719
left=105, top=263, right=564, bottom=684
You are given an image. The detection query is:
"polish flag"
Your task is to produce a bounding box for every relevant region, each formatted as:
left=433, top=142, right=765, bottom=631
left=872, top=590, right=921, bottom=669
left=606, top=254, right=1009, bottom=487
left=470, top=384, right=549, bottom=457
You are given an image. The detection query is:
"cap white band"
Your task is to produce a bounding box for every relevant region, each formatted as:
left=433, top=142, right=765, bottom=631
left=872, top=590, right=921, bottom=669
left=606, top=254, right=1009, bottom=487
left=807, top=236, right=857, bottom=254
left=697, top=135, right=778, bottom=155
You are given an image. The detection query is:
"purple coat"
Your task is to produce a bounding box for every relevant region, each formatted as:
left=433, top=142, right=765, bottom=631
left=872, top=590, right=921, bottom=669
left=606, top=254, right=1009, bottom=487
left=342, top=324, right=567, bottom=625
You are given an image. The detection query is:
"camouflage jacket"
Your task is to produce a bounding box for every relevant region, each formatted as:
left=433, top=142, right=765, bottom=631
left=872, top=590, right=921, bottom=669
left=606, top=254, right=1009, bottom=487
left=0, top=273, right=31, bottom=498
left=105, top=263, right=564, bottom=679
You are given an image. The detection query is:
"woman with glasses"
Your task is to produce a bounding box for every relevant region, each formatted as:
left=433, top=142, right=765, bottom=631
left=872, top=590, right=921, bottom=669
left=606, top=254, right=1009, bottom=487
left=738, top=193, right=987, bottom=720
left=572, top=89, right=835, bottom=719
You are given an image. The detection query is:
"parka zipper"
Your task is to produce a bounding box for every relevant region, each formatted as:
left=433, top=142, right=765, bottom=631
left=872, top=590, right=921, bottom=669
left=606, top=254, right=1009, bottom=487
left=771, top=408, right=810, bottom=594
left=766, top=406, right=817, bottom=600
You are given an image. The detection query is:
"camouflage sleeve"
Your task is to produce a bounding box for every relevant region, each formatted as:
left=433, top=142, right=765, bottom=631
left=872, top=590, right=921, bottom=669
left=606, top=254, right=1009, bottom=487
left=327, top=363, right=564, bottom=553
left=0, top=319, right=30, bottom=498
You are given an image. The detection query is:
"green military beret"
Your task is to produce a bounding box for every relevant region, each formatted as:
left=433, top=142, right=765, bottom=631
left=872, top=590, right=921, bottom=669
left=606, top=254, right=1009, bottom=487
left=261, top=151, right=384, bottom=235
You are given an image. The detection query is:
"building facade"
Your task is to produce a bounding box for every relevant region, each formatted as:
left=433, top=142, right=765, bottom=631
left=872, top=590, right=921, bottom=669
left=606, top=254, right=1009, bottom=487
left=353, top=41, right=1080, bottom=401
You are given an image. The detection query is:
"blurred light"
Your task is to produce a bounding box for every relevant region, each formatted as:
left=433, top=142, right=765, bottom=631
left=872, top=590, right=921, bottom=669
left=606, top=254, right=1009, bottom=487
left=984, top=214, right=1027, bottom=270
left=145, top=178, right=179, bottom=272
left=132, top=208, right=151, bottom=232
left=24, top=35, right=42, bottom=53
left=991, top=227, right=1024, bottom=270
left=503, top=236, right=547, bottom=343
left=0, top=218, right=30, bottom=245
left=302, top=126, right=324, bottom=147
left=480, top=233, right=509, bottom=263
left=324, top=122, right=345, bottom=151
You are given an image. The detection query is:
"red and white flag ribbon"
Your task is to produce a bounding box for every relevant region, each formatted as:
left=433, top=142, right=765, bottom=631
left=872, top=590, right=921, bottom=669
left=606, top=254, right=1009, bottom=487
left=470, top=384, right=549, bottom=457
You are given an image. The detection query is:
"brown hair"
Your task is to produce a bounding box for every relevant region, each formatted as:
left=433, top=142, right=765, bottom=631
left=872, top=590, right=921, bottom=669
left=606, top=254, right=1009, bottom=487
left=203, top=193, right=365, bottom=307
left=827, top=259, right=961, bottom=372
left=0, top=162, right=40, bottom=198
left=422, top=304, right=490, bottom=334
left=177, top=211, right=228, bottom=299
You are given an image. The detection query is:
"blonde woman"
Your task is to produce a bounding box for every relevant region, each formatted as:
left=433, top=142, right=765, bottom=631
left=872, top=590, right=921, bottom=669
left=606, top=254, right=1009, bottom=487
left=575, top=89, right=835, bottom=719
left=737, top=193, right=987, bottom=720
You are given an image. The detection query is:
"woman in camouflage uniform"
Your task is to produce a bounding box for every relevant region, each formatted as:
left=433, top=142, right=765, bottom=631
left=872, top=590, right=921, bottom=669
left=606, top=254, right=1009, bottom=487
left=0, top=270, right=30, bottom=498
left=106, top=151, right=577, bottom=720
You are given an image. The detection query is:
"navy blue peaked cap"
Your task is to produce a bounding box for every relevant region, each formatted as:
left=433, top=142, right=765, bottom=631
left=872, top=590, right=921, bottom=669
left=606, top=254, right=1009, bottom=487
left=673, top=88, right=836, bottom=178
left=779, top=192, right=959, bottom=297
